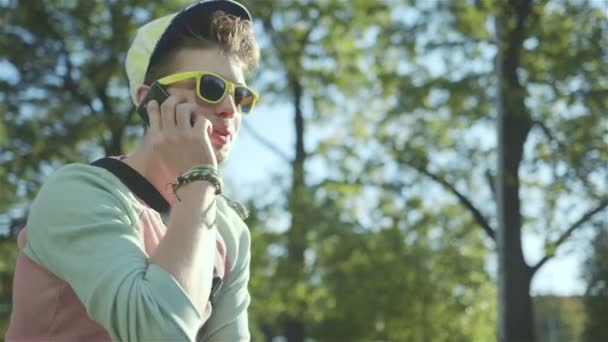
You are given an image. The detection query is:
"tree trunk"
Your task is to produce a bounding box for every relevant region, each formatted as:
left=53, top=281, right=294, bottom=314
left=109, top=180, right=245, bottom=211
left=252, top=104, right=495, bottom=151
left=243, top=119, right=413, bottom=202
left=496, top=0, right=535, bottom=341
left=105, top=131, right=124, bottom=156
left=284, top=77, right=307, bottom=342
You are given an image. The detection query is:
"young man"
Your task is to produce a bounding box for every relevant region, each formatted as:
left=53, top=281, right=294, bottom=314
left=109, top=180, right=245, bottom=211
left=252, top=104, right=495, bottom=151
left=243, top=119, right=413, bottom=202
left=6, top=1, right=259, bottom=341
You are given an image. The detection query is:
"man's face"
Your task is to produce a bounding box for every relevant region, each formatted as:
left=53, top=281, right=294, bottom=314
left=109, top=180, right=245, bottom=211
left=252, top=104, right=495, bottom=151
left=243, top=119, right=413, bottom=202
left=163, top=47, right=247, bottom=164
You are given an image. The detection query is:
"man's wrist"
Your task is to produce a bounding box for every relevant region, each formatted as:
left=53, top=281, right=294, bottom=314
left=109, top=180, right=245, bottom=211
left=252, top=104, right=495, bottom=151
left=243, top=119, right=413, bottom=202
left=174, top=179, right=216, bottom=199
left=172, top=180, right=217, bottom=229
left=173, top=165, right=223, bottom=197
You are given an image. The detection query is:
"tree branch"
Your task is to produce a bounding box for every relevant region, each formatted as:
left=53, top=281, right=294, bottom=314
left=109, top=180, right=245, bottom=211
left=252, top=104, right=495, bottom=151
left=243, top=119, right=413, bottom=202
left=415, top=165, right=496, bottom=241
left=311, top=178, right=404, bottom=194
left=242, top=121, right=291, bottom=164
left=424, top=37, right=493, bottom=50
left=533, top=119, right=568, bottom=155
left=44, top=12, right=97, bottom=115
left=532, top=197, right=608, bottom=273
left=533, top=119, right=597, bottom=193
left=485, top=169, right=496, bottom=203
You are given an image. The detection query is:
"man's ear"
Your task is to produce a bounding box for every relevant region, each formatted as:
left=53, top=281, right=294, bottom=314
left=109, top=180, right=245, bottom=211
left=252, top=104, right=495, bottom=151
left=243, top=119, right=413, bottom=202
left=135, top=84, right=151, bottom=106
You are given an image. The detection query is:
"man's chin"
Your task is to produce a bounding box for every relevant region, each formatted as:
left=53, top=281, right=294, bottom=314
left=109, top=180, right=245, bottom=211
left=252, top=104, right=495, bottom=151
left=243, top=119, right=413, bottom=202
left=214, top=148, right=231, bottom=164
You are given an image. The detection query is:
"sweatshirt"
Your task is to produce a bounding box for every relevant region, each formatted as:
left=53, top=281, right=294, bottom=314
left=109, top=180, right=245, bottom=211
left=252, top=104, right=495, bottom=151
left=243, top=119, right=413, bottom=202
left=6, top=162, right=251, bottom=341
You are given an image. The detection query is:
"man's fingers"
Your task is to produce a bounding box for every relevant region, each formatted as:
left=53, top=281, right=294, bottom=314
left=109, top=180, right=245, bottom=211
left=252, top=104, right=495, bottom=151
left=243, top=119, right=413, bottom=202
left=193, top=114, right=212, bottom=141
left=176, top=103, right=198, bottom=131
left=160, top=96, right=186, bottom=130
left=160, top=96, right=176, bottom=130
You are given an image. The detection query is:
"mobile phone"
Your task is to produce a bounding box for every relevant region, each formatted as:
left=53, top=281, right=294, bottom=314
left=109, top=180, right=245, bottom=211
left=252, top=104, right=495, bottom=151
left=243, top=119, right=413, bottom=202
left=136, top=82, right=170, bottom=126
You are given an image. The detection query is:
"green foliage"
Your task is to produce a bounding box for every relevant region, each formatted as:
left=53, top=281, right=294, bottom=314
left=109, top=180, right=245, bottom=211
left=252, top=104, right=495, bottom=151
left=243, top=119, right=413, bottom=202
left=534, top=295, right=586, bottom=342
left=311, top=205, right=496, bottom=341
left=285, top=0, right=606, bottom=339
left=0, top=238, right=19, bottom=335
left=0, top=0, right=186, bottom=226
left=583, top=227, right=608, bottom=342
left=246, top=187, right=497, bottom=341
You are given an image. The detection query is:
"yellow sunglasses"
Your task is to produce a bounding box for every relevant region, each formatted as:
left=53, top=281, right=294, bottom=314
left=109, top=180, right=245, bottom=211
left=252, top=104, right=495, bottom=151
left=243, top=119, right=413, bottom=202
left=157, top=71, right=259, bottom=114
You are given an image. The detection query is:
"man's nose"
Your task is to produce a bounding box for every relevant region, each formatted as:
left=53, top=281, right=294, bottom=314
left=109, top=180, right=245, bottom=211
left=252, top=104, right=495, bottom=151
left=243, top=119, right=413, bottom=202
left=215, top=93, right=237, bottom=119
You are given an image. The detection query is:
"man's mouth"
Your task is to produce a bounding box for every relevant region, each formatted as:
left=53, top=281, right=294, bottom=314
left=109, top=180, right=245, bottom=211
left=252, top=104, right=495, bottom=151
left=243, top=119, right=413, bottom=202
left=211, top=126, right=232, bottom=146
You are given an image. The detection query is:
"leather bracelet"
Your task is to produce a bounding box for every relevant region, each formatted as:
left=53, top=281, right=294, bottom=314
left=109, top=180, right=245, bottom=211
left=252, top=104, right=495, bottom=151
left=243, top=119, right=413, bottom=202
left=172, top=165, right=223, bottom=199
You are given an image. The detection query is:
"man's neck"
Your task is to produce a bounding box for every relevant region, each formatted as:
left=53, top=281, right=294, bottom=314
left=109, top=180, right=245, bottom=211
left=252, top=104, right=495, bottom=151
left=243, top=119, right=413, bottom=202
left=121, top=148, right=176, bottom=206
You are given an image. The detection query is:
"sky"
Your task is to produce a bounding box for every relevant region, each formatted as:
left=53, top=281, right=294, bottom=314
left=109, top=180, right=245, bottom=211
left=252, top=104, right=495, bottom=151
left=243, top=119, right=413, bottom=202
left=222, top=102, right=591, bottom=296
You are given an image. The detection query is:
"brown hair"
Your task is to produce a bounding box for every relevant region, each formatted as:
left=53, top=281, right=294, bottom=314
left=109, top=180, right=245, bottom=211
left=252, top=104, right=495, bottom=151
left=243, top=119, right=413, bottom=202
left=144, top=11, right=259, bottom=84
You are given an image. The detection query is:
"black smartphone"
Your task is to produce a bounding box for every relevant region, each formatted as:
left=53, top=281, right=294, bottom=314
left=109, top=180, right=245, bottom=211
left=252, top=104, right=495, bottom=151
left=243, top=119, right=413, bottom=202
left=136, top=82, right=170, bottom=126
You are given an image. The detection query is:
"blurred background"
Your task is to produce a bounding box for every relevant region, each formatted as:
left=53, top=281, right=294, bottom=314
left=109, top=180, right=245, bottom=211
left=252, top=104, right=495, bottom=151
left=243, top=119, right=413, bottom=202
left=0, top=0, right=607, bottom=341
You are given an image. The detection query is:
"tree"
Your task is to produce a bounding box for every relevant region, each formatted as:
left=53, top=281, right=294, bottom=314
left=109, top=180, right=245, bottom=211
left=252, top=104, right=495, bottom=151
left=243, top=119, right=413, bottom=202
left=243, top=0, right=497, bottom=340
left=0, top=0, right=183, bottom=232
left=241, top=0, right=395, bottom=340
left=324, top=0, right=606, bottom=340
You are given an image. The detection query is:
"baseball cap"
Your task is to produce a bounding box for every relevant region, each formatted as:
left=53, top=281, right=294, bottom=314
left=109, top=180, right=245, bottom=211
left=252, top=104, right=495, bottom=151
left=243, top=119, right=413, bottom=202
left=125, top=0, right=252, bottom=104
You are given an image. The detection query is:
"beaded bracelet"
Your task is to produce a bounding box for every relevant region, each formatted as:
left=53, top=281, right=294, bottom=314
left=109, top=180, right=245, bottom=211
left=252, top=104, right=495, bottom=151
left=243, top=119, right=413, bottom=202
left=184, top=165, right=221, bottom=179
left=172, top=165, right=223, bottom=199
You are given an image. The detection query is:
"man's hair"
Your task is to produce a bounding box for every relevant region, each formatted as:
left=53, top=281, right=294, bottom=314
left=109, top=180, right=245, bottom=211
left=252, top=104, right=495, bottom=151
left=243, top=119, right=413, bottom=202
left=144, top=11, right=259, bottom=84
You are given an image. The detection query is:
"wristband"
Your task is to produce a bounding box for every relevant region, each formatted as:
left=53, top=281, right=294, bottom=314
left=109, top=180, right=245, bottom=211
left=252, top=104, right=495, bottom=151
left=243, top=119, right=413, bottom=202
left=172, top=165, right=223, bottom=199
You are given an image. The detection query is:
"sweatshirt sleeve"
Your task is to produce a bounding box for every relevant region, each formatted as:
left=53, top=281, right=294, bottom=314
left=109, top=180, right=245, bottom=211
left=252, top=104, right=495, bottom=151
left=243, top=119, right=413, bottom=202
left=200, top=198, right=252, bottom=341
left=24, top=164, right=203, bottom=341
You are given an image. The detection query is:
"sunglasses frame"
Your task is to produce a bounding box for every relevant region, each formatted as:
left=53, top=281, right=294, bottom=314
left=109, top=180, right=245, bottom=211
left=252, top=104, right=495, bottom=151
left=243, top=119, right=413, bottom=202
left=156, top=71, right=259, bottom=114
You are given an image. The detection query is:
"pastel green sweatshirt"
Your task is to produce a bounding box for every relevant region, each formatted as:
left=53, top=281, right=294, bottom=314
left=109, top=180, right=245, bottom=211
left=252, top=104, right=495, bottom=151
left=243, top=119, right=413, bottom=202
left=6, top=163, right=251, bottom=341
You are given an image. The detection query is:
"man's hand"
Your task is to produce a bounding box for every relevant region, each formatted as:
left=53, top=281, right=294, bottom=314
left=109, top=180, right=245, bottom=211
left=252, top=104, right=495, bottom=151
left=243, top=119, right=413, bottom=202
left=145, top=96, right=218, bottom=179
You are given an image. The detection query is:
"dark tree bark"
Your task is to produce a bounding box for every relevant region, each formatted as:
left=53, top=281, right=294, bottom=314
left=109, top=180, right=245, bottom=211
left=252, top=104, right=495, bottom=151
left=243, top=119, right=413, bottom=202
left=283, top=77, right=307, bottom=342
left=496, top=0, right=535, bottom=340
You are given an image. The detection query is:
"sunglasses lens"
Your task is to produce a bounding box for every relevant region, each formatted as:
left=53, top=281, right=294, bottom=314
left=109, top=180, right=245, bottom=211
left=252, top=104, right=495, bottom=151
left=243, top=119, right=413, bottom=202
left=200, top=74, right=226, bottom=102
left=235, top=87, right=255, bottom=113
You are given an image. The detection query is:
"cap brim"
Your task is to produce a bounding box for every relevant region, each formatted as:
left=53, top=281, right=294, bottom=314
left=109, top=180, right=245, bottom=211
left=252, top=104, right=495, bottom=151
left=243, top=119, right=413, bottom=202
left=179, top=0, right=252, bottom=23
